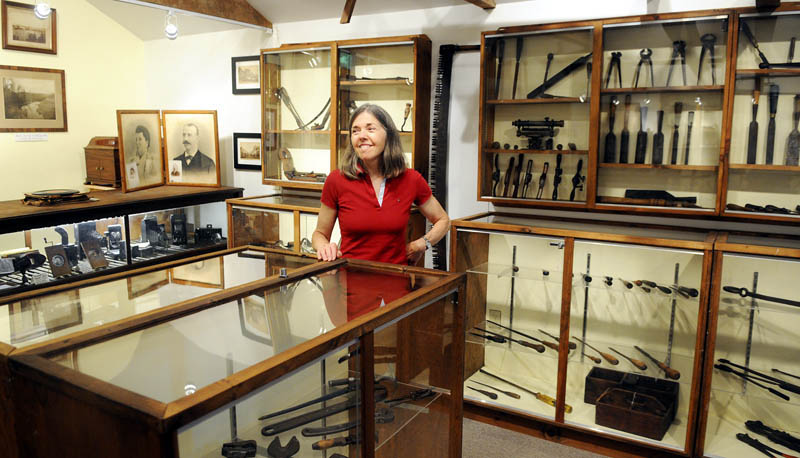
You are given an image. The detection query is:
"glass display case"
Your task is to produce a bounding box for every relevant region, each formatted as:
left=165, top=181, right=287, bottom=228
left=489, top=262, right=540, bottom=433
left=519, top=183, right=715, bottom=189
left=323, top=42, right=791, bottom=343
left=8, top=258, right=465, bottom=458
left=480, top=27, right=593, bottom=204
left=452, top=212, right=713, bottom=457
left=261, top=35, right=431, bottom=192
left=697, top=233, right=800, bottom=458
left=723, top=11, right=800, bottom=221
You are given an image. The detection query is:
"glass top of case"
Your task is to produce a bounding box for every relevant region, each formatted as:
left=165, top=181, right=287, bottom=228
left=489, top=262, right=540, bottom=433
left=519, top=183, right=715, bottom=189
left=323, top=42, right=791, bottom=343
left=0, top=251, right=299, bottom=348
left=48, top=264, right=440, bottom=403
left=239, top=194, right=322, bottom=209
left=462, top=214, right=708, bottom=242
left=725, top=234, right=800, bottom=250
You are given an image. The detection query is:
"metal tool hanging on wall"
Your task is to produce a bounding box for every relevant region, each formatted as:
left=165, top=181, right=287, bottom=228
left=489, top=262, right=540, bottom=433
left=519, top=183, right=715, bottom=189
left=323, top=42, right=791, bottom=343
left=684, top=110, right=695, bottom=165
left=536, top=162, right=549, bottom=199
left=552, top=153, right=563, bottom=200
left=670, top=102, right=683, bottom=164
left=570, top=159, right=585, bottom=201
left=603, top=96, right=617, bottom=163
left=491, top=153, right=501, bottom=196
left=697, top=33, right=717, bottom=85
left=632, top=48, right=654, bottom=88
left=747, top=80, right=761, bottom=164
left=520, top=159, right=534, bottom=198
left=635, top=105, right=648, bottom=164
left=494, top=39, right=505, bottom=99
left=605, top=52, right=622, bottom=88
left=512, top=37, right=523, bottom=99
left=786, top=94, right=800, bottom=165
left=766, top=84, right=780, bottom=164
left=653, top=110, right=665, bottom=164
left=275, top=87, right=330, bottom=130
left=510, top=153, right=524, bottom=198
left=620, top=95, right=632, bottom=163
left=665, top=40, right=687, bottom=87
left=527, top=53, right=593, bottom=99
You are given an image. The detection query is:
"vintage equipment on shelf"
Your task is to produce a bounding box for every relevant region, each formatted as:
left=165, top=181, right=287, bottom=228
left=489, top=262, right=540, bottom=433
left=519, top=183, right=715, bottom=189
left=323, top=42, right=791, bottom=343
left=83, top=137, right=121, bottom=188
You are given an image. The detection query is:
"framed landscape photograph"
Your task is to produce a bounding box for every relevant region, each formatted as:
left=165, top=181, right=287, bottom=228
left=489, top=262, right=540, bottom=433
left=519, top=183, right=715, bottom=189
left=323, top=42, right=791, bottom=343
left=231, top=55, right=260, bottom=95
left=2, top=0, right=57, bottom=54
left=0, top=65, right=66, bottom=132
left=117, top=110, right=165, bottom=192
left=233, top=132, right=261, bottom=170
left=162, top=110, right=221, bottom=187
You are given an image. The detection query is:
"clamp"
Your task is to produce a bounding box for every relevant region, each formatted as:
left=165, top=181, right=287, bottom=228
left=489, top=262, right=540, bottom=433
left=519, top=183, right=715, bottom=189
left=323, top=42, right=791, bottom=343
left=604, top=51, right=622, bottom=88
left=665, top=40, right=687, bottom=87
left=697, top=33, right=717, bottom=85
left=632, top=48, right=655, bottom=88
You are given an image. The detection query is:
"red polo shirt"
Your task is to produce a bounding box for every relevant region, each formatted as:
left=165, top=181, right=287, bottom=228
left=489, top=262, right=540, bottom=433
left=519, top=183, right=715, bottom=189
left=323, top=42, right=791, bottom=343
left=321, top=168, right=432, bottom=264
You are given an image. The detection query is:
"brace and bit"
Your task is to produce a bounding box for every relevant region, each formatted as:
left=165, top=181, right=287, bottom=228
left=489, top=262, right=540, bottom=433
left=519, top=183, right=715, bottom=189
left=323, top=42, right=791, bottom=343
left=697, top=33, right=717, bottom=85
left=604, top=51, right=622, bottom=88
left=632, top=48, right=655, bottom=88
left=665, top=40, right=687, bottom=87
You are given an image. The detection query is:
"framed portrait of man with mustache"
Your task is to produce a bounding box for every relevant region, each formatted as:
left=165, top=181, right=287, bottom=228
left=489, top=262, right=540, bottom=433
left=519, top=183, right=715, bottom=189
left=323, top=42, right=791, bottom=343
left=162, top=110, right=221, bottom=187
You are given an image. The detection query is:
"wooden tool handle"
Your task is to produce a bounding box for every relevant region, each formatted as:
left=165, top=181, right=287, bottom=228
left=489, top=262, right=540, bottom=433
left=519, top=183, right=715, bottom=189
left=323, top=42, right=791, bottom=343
left=630, top=358, right=648, bottom=371
left=586, top=353, right=601, bottom=364
left=540, top=340, right=560, bottom=352
left=600, top=352, right=620, bottom=365
left=622, top=94, right=631, bottom=126
left=534, top=391, right=557, bottom=409
left=657, top=361, right=681, bottom=380
left=518, top=340, right=546, bottom=353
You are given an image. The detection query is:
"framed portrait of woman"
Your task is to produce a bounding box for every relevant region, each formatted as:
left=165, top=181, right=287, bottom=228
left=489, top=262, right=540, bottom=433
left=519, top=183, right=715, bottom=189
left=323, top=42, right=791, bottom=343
left=117, top=110, right=165, bottom=192
left=162, top=110, right=221, bottom=187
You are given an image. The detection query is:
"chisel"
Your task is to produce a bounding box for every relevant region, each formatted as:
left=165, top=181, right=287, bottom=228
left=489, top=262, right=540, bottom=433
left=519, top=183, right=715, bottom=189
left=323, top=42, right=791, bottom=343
left=479, top=368, right=572, bottom=413
left=603, top=96, right=617, bottom=163
left=670, top=102, right=682, bottom=164
left=634, top=345, right=681, bottom=380
left=573, top=337, right=619, bottom=365
left=475, top=326, right=546, bottom=353
left=484, top=320, right=552, bottom=352
left=747, top=81, right=761, bottom=164
left=653, top=110, right=665, bottom=164
left=619, top=95, right=632, bottom=163
left=635, top=105, right=648, bottom=164
left=766, top=84, right=779, bottom=164
left=785, top=94, right=800, bottom=166
left=467, top=386, right=498, bottom=400
left=609, top=347, right=647, bottom=371
left=684, top=111, right=695, bottom=165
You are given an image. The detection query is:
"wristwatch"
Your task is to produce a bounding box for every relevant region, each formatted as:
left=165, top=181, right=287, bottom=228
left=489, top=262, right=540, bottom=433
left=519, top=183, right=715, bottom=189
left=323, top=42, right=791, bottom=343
left=422, top=235, right=432, bottom=251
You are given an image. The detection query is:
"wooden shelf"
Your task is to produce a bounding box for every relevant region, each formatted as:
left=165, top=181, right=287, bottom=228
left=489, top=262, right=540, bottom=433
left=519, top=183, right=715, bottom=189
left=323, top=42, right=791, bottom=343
left=485, top=148, right=588, bottom=155
left=487, top=97, right=588, bottom=105
left=266, top=129, right=330, bottom=135
left=729, top=164, right=800, bottom=171
left=600, top=85, right=724, bottom=95
left=599, top=163, right=717, bottom=171
left=736, top=68, right=800, bottom=77
left=339, top=78, right=412, bottom=86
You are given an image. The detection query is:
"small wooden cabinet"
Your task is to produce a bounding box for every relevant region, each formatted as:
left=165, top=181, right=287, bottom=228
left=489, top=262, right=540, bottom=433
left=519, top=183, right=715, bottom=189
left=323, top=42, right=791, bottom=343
left=83, top=137, right=121, bottom=187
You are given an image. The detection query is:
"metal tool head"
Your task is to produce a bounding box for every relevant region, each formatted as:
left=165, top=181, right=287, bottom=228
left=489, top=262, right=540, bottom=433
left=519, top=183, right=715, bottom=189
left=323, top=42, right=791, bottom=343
left=639, top=48, right=653, bottom=60
left=701, top=34, right=716, bottom=46
left=267, top=436, right=300, bottom=458
left=673, top=40, right=687, bottom=53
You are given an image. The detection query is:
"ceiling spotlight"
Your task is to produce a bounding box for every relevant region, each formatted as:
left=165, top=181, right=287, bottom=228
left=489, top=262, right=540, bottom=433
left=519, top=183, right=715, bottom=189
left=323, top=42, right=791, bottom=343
left=164, top=10, right=178, bottom=40
left=34, top=1, right=51, bottom=19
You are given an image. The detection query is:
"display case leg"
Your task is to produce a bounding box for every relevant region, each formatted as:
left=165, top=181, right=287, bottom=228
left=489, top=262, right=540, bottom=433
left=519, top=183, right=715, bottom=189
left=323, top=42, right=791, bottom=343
left=665, top=263, right=680, bottom=367
left=508, top=245, right=517, bottom=349
left=743, top=271, right=759, bottom=395
left=226, top=353, right=238, bottom=440
left=580, top=253, right=591, bottom=363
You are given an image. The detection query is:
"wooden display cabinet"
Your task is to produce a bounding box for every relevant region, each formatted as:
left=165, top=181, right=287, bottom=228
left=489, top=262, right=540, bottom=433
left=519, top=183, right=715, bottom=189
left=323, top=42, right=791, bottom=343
left=451, top=212, right=714, bottom=457
left=260, top=35, right=431, bottom=191
left=8, top=257, right=465, bottom=458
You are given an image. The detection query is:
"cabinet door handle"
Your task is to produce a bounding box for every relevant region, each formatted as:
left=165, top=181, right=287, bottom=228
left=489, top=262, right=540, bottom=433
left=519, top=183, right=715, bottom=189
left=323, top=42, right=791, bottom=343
left=96, top=166, right=101, bottom=171
left=99, top=166, right=104, bottom=170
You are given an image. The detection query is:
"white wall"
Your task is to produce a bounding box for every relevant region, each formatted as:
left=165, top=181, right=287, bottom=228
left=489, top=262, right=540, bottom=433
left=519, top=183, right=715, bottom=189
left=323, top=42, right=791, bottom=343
left=0, top=0, right=146, bottom=201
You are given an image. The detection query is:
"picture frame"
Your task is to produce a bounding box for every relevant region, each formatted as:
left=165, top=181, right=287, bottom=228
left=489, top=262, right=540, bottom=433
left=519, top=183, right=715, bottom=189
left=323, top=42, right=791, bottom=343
left=162, top=110, right=221, bottom=187
left=170, top=256, right=224, bottom=289
left=117, top=110, right=165, bottom=192
left=126, top=269, right=170, bottom=300
left=233, top=132, right=262, bottom=171
left=2, top=0, right=57, bottom=55
left=0, top=65, right=67, bottom=132
left=231, top=55, right=260, bottom=95
left=237, top=295, right=272, bottom=345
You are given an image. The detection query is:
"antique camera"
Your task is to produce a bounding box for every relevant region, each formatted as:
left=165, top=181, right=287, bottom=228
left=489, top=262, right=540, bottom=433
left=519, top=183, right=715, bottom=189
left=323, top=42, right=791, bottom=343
left=75, top=221, right=104, bottom=260
left=170, top=213, right=187, bottom=246
left=53, top=226, right=79, bottom=267
left=104, top=224, right=125, bottom=260
left=195, top=224, right=223, bottom=245
left=140, top=215, right=168, bottom=249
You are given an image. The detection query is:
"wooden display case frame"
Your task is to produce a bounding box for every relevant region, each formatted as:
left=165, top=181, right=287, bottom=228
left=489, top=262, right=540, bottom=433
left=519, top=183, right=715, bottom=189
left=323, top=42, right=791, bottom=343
left=7, top=256, right=465, bottom=458
left=450, top=212, right=715, bottom=458
left=260, top=35, right=431, bottom=191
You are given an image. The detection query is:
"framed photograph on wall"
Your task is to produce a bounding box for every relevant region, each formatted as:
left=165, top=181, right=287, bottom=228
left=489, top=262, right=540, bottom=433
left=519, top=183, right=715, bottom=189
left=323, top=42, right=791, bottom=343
left=171, top=256, right=224, bottom=289
left=117, top=110, right=165, bottom=192
left=0, top=65, right=67, bottom=132
left=162, top=110, right=221, bottom=187
left=233, top=132, right=261, bottom=170
left=2, top=0, right=57, bottom=54
left=231, top=55, right=260, bottom=95
left=237, top=295, right=272, bottom=345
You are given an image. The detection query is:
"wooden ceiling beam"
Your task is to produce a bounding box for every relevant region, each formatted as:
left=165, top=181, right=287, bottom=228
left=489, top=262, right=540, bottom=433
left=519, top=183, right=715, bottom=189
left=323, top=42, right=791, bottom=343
left=341, top=0, right=356, bottom=24
left=463, top=0, right=496, bottom=9
left=134, top=0, right=272, bottom=28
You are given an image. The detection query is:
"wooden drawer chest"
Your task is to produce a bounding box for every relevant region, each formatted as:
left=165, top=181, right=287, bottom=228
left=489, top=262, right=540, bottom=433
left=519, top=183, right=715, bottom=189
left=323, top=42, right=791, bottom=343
left=84, top=137, right=121, bottom=187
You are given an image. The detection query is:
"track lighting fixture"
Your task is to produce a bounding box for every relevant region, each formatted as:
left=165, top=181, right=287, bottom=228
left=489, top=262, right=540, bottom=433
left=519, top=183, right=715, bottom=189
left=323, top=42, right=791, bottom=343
left=164, top=10, right=178, bottom=40
left=34, top=0, right=51, bottom=19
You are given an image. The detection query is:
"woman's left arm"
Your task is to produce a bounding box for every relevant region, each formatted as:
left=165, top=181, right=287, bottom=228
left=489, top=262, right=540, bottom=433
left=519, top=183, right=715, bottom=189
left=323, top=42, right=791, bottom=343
left=407, top=196, right=450, bottom=263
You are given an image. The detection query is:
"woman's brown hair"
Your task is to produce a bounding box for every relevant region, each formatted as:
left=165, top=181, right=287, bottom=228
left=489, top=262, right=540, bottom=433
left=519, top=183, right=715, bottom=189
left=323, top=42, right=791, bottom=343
left=339, top=103, right=406, bottom=179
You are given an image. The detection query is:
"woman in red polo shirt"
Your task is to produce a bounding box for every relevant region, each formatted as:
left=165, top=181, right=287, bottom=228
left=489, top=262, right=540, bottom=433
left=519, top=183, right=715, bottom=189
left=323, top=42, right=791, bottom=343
left=312, top=103, right=449, bottom=265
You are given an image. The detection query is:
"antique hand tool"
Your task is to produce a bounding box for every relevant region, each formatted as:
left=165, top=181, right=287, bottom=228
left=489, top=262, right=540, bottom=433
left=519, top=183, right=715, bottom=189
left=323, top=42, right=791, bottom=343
left=511, top=153, right=524, bottom=197
left=670, top=102, right=683, bottom=164
left=609, top=347, right=647, bottom=371
left=715, top=364, right=790, bottom=400
left=383, top=387, right=435, bottom=406
left=617, top=278, right=634, bottom=289
left=620, top=95, right=632, bottom=163
left=222, top=439, right=257, bottom=458
left=603, top=96, right=618, bottom=163
left=479, top=368, right=571, bottom=412
left=790, top=37, right=797, bottom=63
left=521, top=159, right=534, bottom=198
left=301, top=408, right=394, bottom=437
left=634, top=281, right=652, bottom=293
left=747, top=81, right=761, bottom=164
left=494, top=39, right=505, bottom=99
left=786, top=94, right=800, bottom=165
left=491, top=153, right=500, bottom=196
left=666, top=40, right=687, bottom=87
left=766, top=84, right=780, bottom=164
left=400, top=103, right=412, bottom=131
left=276, top=87, right=307, bottom=129
left=513, top=118, right=563, bottom=149
left=719, top=359, right=800, bottom=395
left=653, top=110, right=665, bottom=164
left=634, top=105, right=648, bottom=164
left=478, top=324, right=547, bottom=352
left=684, top=110, right=695, bottom=164
left=697, top=34, right=717, bottom=85
left=746, top=420, right=800, bottom=453
left=636, top=279, right=672, bottom=295
left=471, top=380, right=521, bottom=399
left=470, top=331, right=506, bottom=344
left=573, top=337, right=618, bottom=365
left=552, top=153, right=563, bottom=200
left=670, top=284, right=698, bottom=299
left=634, top=345, right=681, bottom=380
left=312, top=435, right=359, bottom=451
left=538, top=328, right=577, bottom=350
left=502, top=155, right=515, bottom=197
left=569, top=159, right=585, bottom=201
left=632, top=48, right=654, bottom=88
left=604, top=276, right=613, bottom=286
left=740, top=21, right=771, bottom=68
left=737, top=433, right=798, bottom=458
left=258, top=381, right=356, bottom=420
left=583, top=62, right=592, bottom=100
left=774, top=368, right=800, bottom=381
left=541, top=53, right=555, bottom=98
left=512, top=37, right=523, bottom=99
left=605, top=52, right=622, bottom=88
left=527, top=53, right=593, bottom=99
left=536, top=161, right=549, bottom=199
left=266, top=436, right=300, bottom=458
left=467, top=386, right=498, bottom=400
left=724, top=286, right=800, bottom=308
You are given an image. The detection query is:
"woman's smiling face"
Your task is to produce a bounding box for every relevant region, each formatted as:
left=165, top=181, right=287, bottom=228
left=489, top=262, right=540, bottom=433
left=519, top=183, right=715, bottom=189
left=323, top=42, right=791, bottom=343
left=350, top=111, right=387, bottom=164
